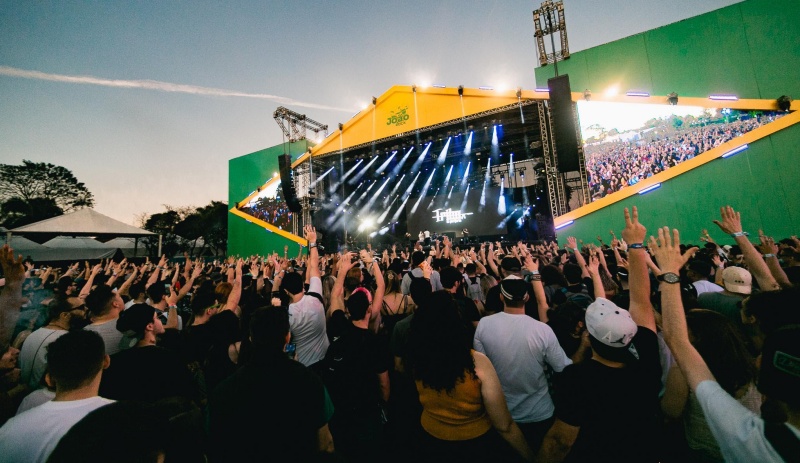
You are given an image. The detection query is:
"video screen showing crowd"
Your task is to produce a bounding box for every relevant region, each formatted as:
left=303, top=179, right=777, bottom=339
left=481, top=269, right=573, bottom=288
left=578, top=103, right=785, bottom=201
left=238, top=182, right=294, bottom=231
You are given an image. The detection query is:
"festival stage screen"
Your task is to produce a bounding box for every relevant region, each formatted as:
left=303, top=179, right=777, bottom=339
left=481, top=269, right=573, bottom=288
left=239, top=181, right=295, bottom=231
left=576, top=101, right=785, bottom=201
left=405, top=186, right=510, bottom=237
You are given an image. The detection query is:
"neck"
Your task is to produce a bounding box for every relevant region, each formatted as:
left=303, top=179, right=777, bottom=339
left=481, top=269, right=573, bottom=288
left=503, top=306, right=525, bottom=314
left=136, top=336, right=157, bottom=347
left=352, top=318, right=369, bottom=329
left=54, top=375, right=102, bottom=402
left=290, top=292, right=304, bottom=304
left=46, top=321, right=68, bottom=331
left=91, top=312, right=117, bottom=324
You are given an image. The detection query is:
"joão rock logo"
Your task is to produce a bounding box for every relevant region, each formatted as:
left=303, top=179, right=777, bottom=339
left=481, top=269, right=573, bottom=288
left=387, top=106, right=410, bottom=126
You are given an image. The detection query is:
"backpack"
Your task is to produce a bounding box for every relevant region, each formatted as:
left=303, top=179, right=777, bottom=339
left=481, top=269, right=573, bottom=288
left=465, top=275, right=483, bottom=303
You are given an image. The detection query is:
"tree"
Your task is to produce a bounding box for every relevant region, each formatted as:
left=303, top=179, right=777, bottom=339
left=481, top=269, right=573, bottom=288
left=139, top=201, right=228, bottom=258
left=0, top=160, right=94, bottom=228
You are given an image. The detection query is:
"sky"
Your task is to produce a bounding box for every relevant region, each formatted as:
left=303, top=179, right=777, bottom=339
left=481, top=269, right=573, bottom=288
left=0, top=0, right=742, bottom=226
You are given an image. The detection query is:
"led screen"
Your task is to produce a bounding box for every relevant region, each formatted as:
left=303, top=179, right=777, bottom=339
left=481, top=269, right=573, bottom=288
left=405, top=186, right=512, bottom=236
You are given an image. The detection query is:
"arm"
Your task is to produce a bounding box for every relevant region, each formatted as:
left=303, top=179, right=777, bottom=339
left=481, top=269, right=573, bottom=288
left=117, top=265, right=139, bottom=298
left=316, top=424, right=335, bottom=454
left=758, top=233, right=793, bottom=289
left=712, top=206, right=780, bottom=292
left=649, top=227, right=716, bottom=391
left=585, top=253, right=605, bottom=300
left=660, top=361, right=689, bottom=420
left=145, top=255, right=166, bottom=289
left=329, top=253, right=356, bottom=317
left=377, top=370, right=390, bottom=403
left=79, top=264, right=103, bottom=298
left=474, top=351, right=534, bottom=462
left=621, top=207, right=656, bottom=333
left=224, top=259, right=243, bottom=315
left=524, top=255, right=549, bottom=323
left=537, top=419, right=580, bottom=463
left=711, top=254, right=726, bottom=286
left=566, top=237, right=590, bottom=279
left=177, top=264, right=204, bottom=301
left=305, top=225, right=320, bottom=280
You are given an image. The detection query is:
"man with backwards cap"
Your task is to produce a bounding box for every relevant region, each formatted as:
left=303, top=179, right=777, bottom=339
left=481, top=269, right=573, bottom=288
left=474, top=273, right=572, bottom=453
left=537, top=207, right=663, bottom=463
left=483, top=255, right=539, bottom=318
left=400, top=250, right=443, bottom=295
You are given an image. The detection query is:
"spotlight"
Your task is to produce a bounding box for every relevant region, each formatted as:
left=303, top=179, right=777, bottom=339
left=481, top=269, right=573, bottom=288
left=583, top=89, right=591, bottom=101
left=777, top=95, right=792, bottom=112
left=338, top=123, right=344, bottom=131
left=516, top=88, right=522, bottom=98
left=372, top=96, right=377, bottom=105
left=412, top=84, right=417, bottom=93
left=458, top=85, right=464, bottom=96
left=667, top=92, right=679, bottom=105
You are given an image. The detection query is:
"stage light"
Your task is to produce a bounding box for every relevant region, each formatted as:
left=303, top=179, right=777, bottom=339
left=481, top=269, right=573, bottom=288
left=372, top=97, right=377, bottom=105
left=626, top=91, right=650, bottom=97
left=667, top=92, right=679, bottom=106
left=709, top=94, right=738, bottom=101
left=603, top=85, right=619, bottom=97
left=536, top=87, right=550, bottom=93
left=458, top=85, right=464, bottom=96
left=273, top=172, right=278, bottom=177
left=637, top=183, right=661, bottom=195
left=777, top=95, right=792, bottom=112
left=433, top=84, right=446, bottom=88
left=516, top=88, right=522, bottom=98
left=583, top=89, right=591, bottom=101
left=721, top=144, right=749, bottom=159
left=479, top=86, right=494, bottom=91
left=412, top=84, right=417, bottom=92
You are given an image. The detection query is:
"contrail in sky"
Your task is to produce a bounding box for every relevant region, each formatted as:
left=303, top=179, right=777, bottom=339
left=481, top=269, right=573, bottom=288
left=0, top=65, right=353, bottom=112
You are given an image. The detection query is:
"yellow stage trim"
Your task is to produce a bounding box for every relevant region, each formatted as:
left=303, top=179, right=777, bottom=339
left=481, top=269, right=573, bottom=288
left=554, top=108, right=800, bottom=227
left=229, top=207, right=308, bottom=246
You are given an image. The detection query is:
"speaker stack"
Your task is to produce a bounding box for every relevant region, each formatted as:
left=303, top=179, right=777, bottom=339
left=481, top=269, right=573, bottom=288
left=278, top=154, right=303, bottom=213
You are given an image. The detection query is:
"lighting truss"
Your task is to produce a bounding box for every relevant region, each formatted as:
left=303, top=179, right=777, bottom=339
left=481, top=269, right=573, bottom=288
left=532, top=0, right=570, bottom=67
left=273, top=106, right=329, bottom=143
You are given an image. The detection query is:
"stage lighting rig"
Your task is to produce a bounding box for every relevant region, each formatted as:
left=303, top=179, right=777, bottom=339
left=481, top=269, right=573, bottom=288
left=458, top=85, right=464, bottom=96
left=777, top=95, right=792, bottom=112
left=583, top=89, right=591, bottom=101
left=667, top=92, right=679, bottom=106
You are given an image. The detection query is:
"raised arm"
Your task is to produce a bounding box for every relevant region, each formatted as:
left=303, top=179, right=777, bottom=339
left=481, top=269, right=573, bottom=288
left=146, top=255, right=167, bottom=289
left=757, top=233, right=793, bottom=289
left=329, top=252, right=357, bottom=317
left=304, top=225, right=320, bottom=280
left=524, top=255, right=549, bottom=322
left=712, top=206, right=780, bottom=292
left=117, top=264, right=138, bottom=298
left=566, top=237, right=589, bottom=279
left=224, top=259, right=244, bottom=315
left=650, top=227, right=715, bottom=391
left=585, top=253, right=605, bottom=301
left=79, top=264, right=104, bottom=298
left=621, top=207, right=656, bottom=333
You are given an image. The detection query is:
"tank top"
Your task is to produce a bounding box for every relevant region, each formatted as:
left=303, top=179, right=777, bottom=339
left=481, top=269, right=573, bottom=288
left=416, top=355, right=492, bottom=441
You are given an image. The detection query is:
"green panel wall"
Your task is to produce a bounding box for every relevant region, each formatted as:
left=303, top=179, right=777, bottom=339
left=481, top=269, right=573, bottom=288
left=227, top=140, right=311, bottom=257
left=534, top=0, right=800, bottom=245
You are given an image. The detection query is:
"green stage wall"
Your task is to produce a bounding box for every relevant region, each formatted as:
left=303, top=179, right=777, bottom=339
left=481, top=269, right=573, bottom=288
left=534, top=0, right=800, bottom=245
left=227, top=140, right=311, bottom=257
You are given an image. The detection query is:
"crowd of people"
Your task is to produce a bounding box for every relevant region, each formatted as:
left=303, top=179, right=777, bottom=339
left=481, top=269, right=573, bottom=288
left=240, top=196, right=293, bottom=229
left=585, top=113, right=785, bottom=200
left=0, top=205, right=798, bottom=462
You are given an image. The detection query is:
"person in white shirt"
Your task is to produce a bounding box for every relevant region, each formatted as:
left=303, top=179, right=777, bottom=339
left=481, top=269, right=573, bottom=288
left=0, top=330, right=114, bottom=463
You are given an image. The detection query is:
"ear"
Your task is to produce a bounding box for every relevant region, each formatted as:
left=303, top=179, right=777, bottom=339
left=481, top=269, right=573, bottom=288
left=523, top=292, right=530, bottom=302
left=44, top=372, right=55, bottom=388
left=103, top=354, right=111, bottom=369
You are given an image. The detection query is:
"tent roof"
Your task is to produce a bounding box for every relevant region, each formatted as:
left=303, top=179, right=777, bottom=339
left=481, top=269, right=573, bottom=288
left=9, top=209, right=155, bottom=239
left=42, top=236, right=115, bottom=249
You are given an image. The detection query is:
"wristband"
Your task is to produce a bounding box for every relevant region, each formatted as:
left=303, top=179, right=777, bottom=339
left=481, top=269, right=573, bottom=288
left=530, top=275, right=542, bottom=282
left=730, top=231, right=749, bottom=237
left=309, top=243, right=317, bottom=249
left=529, top=270, right=540, bottom=275
left=763, top=253, right=776, bottom=259
left=628, top=243, right=645, bottom=249
left=168, top=305, right=177, bottom=309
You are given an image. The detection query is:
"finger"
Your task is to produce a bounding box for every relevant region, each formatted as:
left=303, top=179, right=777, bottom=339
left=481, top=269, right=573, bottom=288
left=648, top=235, right=658, bottom=250
left=624, top=207, right=631, bottom=226
left=657, top=227, right=666, bottom=248
left=632, top=206, right=639, bottom=223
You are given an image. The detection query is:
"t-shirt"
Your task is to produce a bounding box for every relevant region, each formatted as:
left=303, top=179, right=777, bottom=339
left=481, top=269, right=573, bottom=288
left=695, top=380, right=799, bottom=463
left=0, top=396, right=114, bottom=463
left=84, top=319, right=137, bottom=355
left=288, top=276, right=329, bottom=367
left=401, top=268, right=443, bottom=294
left=553, top=327, right=662, bottom=463
left=474, top=312, right=571, bottom=423
left=99, top=345, right=195, bottom=402
left=18, top=327, right=67, bottom=390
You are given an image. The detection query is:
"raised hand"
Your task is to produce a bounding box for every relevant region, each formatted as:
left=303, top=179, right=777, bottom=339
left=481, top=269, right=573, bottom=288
left=524, top=254, right=539, bottom=273
left=566, top=236, right=578, bottom=250
left=712, top=205, right=743, bottom=235
left=757, top=233, right=779, bottom=255
left=648, top=227, right=699, bottom=275
left=303, top=224, right=317, bottom=243
left=622, top=206, right=647, bottom=244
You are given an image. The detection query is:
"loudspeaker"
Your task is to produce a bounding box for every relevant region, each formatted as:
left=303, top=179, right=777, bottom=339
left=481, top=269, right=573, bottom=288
left=548, top=74, right=581, bottom=173
left=278, top=154, right=302, bottom=212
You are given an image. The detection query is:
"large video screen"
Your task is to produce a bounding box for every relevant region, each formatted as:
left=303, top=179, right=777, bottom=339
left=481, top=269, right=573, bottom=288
left=239, top=181, right=295, bottom=231
left=405, top=186, right=511, bottom=236
left=576, top=101, right=785, bottom=201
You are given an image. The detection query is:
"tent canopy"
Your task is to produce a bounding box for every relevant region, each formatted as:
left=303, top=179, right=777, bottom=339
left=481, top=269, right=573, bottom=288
left=8, top=209, right=155, bottom=244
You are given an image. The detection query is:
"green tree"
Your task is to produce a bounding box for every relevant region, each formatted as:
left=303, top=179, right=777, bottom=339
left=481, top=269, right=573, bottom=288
left=139, top=201, right=228, bottom=258
left=0, top=161, right=94, bottom=228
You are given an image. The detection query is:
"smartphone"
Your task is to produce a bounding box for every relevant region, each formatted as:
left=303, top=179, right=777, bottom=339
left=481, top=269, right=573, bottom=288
left=164, top=283, right=171, bottom=290
left=285, top=342, right=296, bottom=360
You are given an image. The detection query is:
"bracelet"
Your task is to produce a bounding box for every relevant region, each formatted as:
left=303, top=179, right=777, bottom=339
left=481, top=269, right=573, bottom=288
left=530, top=275, right=542, bottom=282
left=529, top=270, right=540, bottom=275
left=309, top=243, right=317, bottom=249
left=763, top=253, right=776, bottom=258
left=168, top=305, right=177, bottom=309
left=628, top=243, right=645, bottom=249
left=730, top=231, right=749, bottom=237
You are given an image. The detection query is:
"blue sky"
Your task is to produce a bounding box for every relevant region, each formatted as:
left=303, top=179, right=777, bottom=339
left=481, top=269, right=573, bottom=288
left=0, top=0, right=741, bottom=225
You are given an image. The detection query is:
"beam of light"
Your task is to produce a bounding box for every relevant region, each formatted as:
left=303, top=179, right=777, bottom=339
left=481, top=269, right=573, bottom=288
left=480, top=158, right=491, bottom=211
left=309, top=166, right=335, bottom=187
left=463, top=131, right=473, bottom=155
left=509, top=154, right=514, bottom=184
left=461, top=161, right=471, bottom=188
left=436, top=137, right=452, bottom=165
left=358, top=176, right=392, bottom=215
left=329, top=159, right=363, bottom=192
left=377, top=225, right=390, bottom=236
left=522, top=180, right=529, bottom=204
left=442, top=165, right=454, bottom=187
left=496, top=209, right=518, bottom=229
left=390, top=195, right=411, bottom=223
left=392, top=146, right=414, bottom=175
left=427, top=188, right=441, bottom=209
left=491, top=126, right=500, bottom=159
left=410, top=170, right=436, bottom=214
left=459, top=184, right=471, bottom=212
left=375, top=151, right=397, bottom=174
left=498, top=182, right=506, bottom=215
left=378, top=195, right=399, bottom=223
left=383, top=174, right=406, bottom=206
left=327, top=184, right=363, bottom=225
left=348, top=156, right=380, bottom=185
left=0, top=65, right=353, bottom=112
left=401, top=171, right=422, bottom=200
left=410, top=143, right=431, bottom=173
left=444, top=185, right=455, bottom=208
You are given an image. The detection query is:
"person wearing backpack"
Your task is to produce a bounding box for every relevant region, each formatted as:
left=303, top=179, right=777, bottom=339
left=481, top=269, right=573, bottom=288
left=323, top=256, right=391, bottom=463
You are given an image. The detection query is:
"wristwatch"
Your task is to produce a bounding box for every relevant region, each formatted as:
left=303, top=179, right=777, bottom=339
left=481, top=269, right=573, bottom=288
left=656, top=272, right=681, bottom=284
